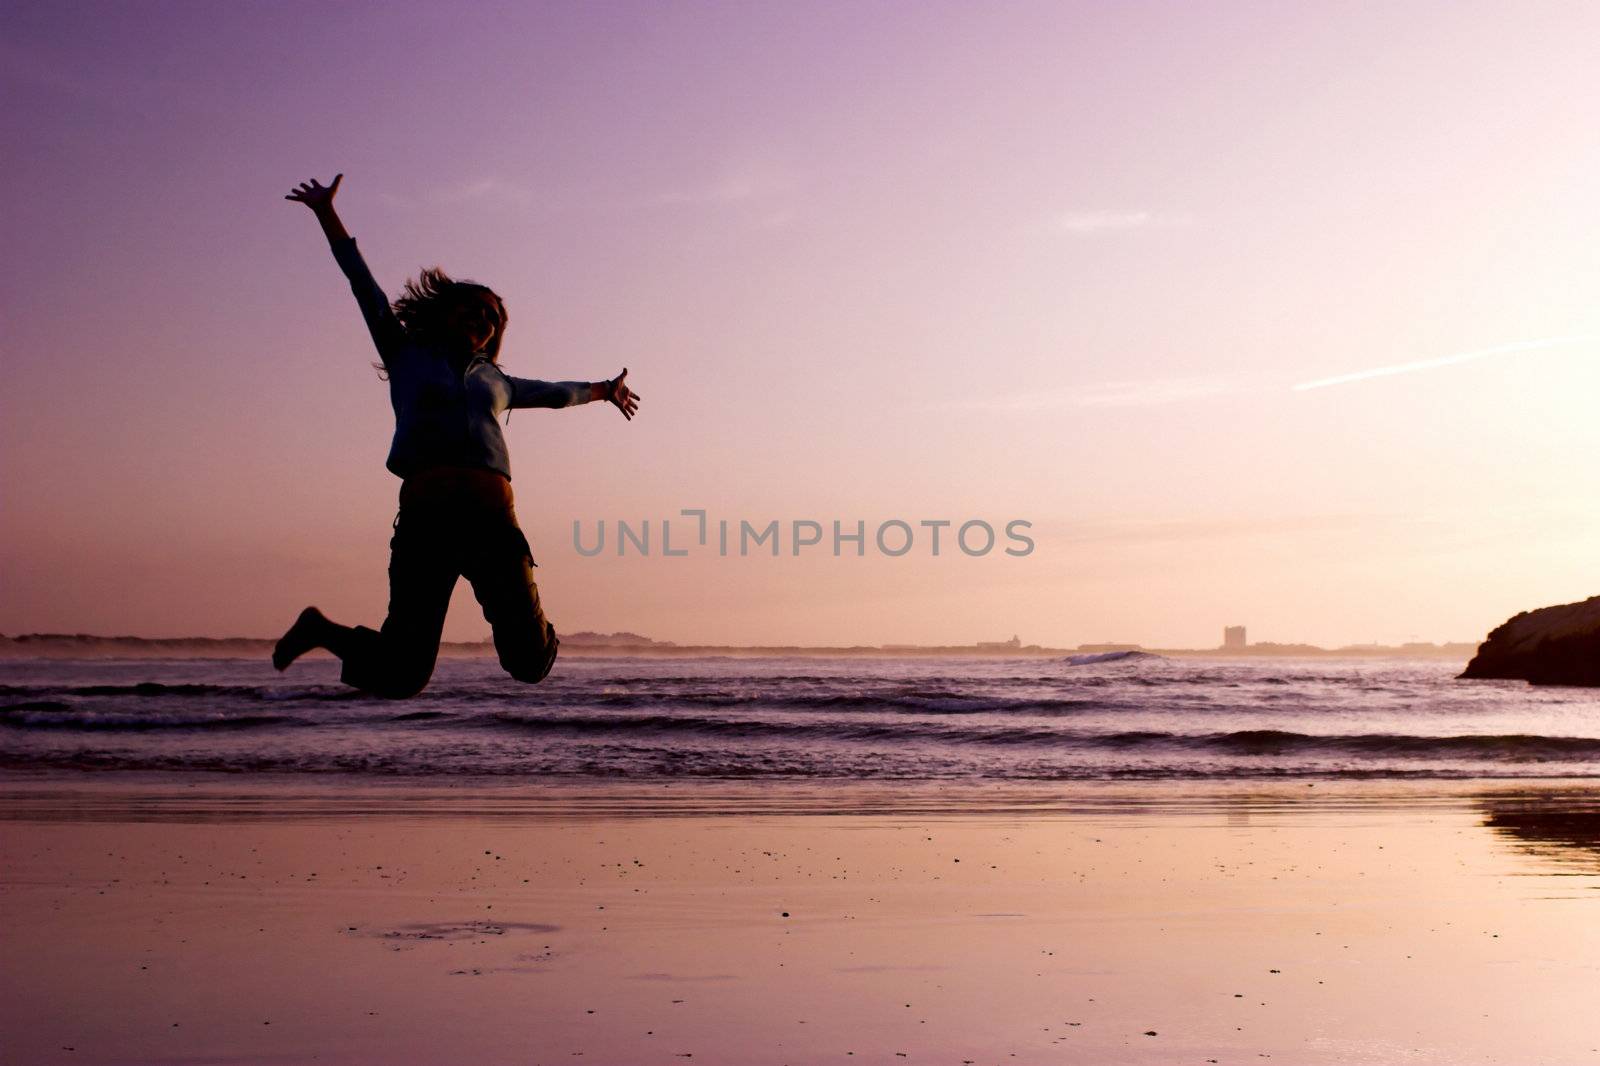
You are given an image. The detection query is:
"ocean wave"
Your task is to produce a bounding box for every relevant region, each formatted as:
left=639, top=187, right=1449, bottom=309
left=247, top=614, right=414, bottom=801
left=6, top=656, right=1599, bottom=782
left=0, top=682, right=237, bottom=698
left=8, top=689, right=1599, bottom=762
left=4, top=745, right=1597, bottom=781
left=581, top=691, right=1113, bottom=715
left=0, top=673, right=1426, bottom=712
left=1193, top=729, right=1600, bottom=759
left=0, top=682, right=373, bottom=704
left=1063, top=650, right=1162, bottom=666
left=0, top=707, right=311, bottom=731
left=0, top=681, right=1126, bottom=716
left=461, top=713, right=1600, bottom=761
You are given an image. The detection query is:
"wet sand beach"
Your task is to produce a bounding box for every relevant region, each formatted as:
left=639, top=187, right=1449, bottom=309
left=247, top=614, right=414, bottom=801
left=4, top=778, right=1599, bottom=1064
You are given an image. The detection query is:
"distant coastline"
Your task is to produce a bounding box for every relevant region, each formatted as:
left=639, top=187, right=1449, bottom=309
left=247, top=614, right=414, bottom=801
left=0, top=632, right=1480, bottom=661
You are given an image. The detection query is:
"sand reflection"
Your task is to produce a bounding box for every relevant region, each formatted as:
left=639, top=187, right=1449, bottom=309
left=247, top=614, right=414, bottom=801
left=1478, top=789, right=1600, bottom=869
left=4, top=778, right=1599, bottom=1065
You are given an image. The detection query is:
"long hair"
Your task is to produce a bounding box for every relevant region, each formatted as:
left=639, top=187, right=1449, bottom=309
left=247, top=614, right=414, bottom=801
left=391, top=267, right=509, bottom=363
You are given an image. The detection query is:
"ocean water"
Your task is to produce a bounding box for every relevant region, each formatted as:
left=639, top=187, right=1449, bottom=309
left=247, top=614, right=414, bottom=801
left=3, top=653, right=1600, bottom=781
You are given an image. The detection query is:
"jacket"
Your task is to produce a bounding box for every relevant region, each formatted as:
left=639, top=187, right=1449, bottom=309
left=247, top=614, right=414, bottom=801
left=330, top=237, right=593, bottom=480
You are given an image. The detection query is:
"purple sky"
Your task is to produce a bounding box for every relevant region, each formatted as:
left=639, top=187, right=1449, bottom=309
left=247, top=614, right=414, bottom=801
left=4, top=1, right=1600, bottom=646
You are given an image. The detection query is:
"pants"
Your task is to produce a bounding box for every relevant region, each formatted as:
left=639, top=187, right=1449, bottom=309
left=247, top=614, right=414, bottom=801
left=336, top=467, right=559, bottom=698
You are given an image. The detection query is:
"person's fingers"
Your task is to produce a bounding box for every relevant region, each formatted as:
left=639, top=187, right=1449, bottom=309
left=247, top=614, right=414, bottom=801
left=616, top=368, right=628, bottom=384
left=329, top=173, right=343, bottom=191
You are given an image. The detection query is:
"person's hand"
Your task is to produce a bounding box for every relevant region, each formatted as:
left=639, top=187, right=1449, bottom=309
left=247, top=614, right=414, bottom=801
left=285, top=174, right=343, bottom=212
left=606, top=368, right=641, bottom=420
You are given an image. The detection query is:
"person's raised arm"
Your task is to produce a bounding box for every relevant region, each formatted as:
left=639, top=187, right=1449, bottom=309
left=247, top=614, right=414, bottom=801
left=285, top=174, right=403, bottom=364
left=505, top=367, right=642, bottom=421
left=285, top=174, right=349, bottom=244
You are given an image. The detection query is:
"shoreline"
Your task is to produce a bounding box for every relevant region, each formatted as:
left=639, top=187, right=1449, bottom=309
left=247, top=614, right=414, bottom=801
left=7, top=770, right=1600, bottom=815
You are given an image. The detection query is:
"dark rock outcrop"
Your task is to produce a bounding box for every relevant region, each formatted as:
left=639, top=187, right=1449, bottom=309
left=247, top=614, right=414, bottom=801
left=1460, top=596, right=1600, bottom=686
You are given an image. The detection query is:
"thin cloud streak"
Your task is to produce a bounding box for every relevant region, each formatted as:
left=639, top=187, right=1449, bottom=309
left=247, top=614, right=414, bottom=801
left=435, top=176, right=535, bottom=206
left=1293, top=335, right=1600, bottom=391
left=945, top=377, right=1249, bottom=412
left=374, top=176, right=536, bottom=211
left=1059, top=511, right=1396, bottom=547
left=1052, top=210, right=1194, bottom=234
left=1068, top=377, right=1238, bottom=407
left=651, top=164, right=800, bottom=206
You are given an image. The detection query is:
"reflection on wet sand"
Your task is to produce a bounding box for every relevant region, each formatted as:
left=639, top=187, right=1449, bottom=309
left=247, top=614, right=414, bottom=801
left=1479, top=789, right=1600, bottom=868
left=4, top=778, right=1600, bottom=1065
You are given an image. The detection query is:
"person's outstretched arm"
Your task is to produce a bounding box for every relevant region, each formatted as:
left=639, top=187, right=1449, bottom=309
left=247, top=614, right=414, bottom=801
left=506, top=367, right=642, bottom=420
left=285, top=174, right=403, bottom=365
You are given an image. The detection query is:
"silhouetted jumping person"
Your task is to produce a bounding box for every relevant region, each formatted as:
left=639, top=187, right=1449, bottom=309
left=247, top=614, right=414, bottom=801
left=272, top=174, right=640, bottom=697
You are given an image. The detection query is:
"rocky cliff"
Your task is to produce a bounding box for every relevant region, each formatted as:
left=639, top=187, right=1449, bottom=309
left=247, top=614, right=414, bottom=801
left=1460, top=596, right=1600, bottom=686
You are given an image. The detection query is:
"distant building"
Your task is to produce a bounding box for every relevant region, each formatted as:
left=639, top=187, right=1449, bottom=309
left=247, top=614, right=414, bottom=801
left=1223, top=625, right=1247, bottom=651
left=977, top=635, right=1023, bottom=650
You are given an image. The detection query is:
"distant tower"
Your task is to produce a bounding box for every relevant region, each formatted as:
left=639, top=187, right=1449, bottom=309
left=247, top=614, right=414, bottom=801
left=1223, top=625, right=1247, bottom=651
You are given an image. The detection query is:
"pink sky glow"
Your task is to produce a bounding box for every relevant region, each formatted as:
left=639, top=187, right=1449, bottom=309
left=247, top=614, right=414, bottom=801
left=3, top=1, right=1599, bottom=647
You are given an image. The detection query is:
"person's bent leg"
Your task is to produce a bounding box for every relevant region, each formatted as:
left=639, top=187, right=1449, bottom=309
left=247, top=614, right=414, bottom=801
left=337, top=513, right=459, bottom=698
left=464, top=518, right=559, bottom=684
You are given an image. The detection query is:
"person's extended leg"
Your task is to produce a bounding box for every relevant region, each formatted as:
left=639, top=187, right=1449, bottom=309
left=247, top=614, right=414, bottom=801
left=273, top=606, right=362, bottom=671
left=463, top=511, right=559, bottom=684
